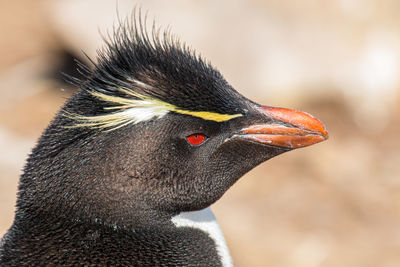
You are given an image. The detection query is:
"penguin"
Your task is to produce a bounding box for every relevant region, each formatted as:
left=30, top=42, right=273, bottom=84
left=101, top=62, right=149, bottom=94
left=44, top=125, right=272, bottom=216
left=0, top=17, right=328, bottom=266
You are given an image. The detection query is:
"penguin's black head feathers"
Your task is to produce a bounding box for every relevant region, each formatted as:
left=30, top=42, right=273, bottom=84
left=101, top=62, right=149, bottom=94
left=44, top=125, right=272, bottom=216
left=16, top=16, right=328, bottom=228
left=65, top=17, right=248, bottom=127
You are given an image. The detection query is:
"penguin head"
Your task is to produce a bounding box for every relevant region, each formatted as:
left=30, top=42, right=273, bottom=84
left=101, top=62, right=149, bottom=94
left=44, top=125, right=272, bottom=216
left=19, top=20, right=328, bottom=227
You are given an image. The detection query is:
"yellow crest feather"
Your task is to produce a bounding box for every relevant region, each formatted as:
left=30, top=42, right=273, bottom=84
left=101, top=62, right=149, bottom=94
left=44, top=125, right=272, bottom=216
left=65, top=86, right=242, bottom=131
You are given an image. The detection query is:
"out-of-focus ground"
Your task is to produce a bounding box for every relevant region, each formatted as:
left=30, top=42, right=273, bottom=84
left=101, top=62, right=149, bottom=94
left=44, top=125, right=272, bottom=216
left=1, top=1, right=400, bottom=266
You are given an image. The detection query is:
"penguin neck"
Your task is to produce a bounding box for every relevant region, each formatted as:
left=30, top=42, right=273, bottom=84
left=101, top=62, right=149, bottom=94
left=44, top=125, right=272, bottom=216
left=171, top=207, right=233, bottom=267
left=8, top=207, right=228, bottom=266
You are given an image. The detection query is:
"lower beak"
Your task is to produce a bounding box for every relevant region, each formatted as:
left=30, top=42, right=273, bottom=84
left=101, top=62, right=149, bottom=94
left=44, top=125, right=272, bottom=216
left=239, top=105, right=329, bottom=149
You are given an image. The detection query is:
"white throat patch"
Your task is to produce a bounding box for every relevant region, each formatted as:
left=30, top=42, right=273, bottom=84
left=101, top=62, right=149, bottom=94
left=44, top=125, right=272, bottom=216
left=171, top=207, right=232, bottom=267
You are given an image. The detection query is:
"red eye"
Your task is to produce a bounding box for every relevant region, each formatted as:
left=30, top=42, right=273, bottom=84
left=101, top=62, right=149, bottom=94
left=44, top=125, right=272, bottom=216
left=186, top=133, right=206, bottom=146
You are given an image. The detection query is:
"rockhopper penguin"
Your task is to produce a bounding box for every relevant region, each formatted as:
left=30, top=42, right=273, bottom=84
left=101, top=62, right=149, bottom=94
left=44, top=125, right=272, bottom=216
left=0, top=18, right=328, bottom=266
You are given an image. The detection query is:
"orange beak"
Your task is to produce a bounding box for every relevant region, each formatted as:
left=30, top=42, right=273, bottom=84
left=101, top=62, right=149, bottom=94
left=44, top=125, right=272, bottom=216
left=240, top=106, right=328, bottom=149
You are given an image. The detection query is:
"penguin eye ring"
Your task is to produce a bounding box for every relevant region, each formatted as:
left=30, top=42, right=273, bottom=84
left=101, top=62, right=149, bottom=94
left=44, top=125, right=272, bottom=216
left=186, top=133, right=207, bottom=146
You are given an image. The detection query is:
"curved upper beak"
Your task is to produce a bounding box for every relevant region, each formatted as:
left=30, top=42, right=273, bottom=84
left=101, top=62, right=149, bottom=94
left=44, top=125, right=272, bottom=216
left=239, top=105, right=329, bottom=149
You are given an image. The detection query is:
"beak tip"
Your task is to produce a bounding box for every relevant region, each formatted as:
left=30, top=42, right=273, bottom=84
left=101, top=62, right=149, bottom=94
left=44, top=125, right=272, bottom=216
left=315, top=118, right=329, bottom=140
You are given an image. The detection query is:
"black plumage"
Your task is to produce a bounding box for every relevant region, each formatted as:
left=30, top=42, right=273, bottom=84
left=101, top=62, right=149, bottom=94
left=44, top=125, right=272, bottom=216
left=0, top=15, right=328, bottom=266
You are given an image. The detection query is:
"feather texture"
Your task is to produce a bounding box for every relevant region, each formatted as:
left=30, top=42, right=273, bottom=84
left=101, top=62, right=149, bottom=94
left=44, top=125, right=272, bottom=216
left=65, top=85, right=242, bottom=131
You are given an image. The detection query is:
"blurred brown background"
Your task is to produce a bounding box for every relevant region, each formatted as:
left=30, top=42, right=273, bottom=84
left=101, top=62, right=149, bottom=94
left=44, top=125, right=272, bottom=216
left=1, top=0, right=400, bottom=266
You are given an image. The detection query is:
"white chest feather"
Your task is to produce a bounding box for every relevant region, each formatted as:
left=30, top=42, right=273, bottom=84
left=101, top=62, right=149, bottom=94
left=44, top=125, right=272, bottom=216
left=171, top=207, right=233, bottom=267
